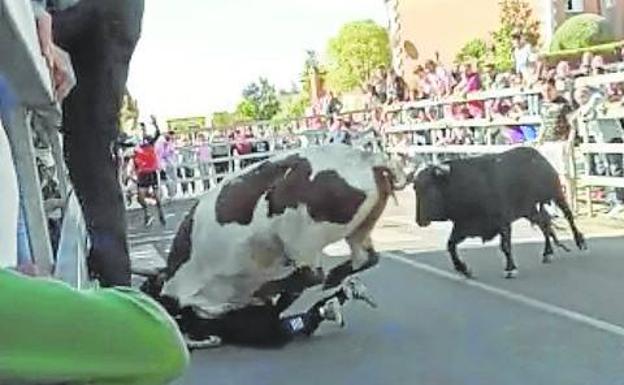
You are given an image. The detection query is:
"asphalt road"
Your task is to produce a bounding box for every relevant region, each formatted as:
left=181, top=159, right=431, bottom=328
left=128, top=197, right=624, bottom=385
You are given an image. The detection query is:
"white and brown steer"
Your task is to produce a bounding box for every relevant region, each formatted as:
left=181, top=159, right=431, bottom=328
left=148, top=144, right=407, bottom=318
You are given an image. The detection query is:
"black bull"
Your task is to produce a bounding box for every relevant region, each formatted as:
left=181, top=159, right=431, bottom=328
left=413, top=147, right=587, bottom=278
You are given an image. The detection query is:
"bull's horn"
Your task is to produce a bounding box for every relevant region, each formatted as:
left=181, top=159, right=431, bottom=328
left=393, top=168, right=416, bottom=191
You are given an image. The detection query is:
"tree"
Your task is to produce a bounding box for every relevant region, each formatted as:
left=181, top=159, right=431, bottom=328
left=325, top=20, right=391, bottom=92
left=300, top=50, right=321, bottom=99
left=490, top=0, right=541, bottom=71
left=272, top=92, right=309, bottom=121
left=118, top=89, right=139, bottom=133
left=550, top=14, right=615, bottom=51
left=211, top=111, right=240, bottom=129
left=455, top=38, right=489, bottom=66
left=237, top=77, right=280, bottom=121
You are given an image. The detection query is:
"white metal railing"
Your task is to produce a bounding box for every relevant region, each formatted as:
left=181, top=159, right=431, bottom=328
left=397, top=87, right=541, bottom=110
left=1, top=0, right=63, bottom=273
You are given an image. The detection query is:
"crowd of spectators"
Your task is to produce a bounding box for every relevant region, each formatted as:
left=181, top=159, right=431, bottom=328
left=357, top=31, right=624, bottom=216
left=360, top=32, right=624, bottom=149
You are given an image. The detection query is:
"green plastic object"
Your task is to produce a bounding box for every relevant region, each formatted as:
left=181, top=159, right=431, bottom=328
left=0, top=269, right=189, bottom=385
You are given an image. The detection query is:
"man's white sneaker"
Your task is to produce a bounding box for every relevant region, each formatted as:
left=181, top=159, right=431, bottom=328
left=185, top=334, right=222, bottom=350
left=343, top=277, right=378, bottom=308
left=320, top=297, right=345, bottom=327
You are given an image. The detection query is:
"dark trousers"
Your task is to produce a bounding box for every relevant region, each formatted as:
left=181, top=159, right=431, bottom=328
left=177, top=167, right=196, bottom=194
left=53, top=0, right=145, bottom=286
left=180, top=290, right=348, bottom=348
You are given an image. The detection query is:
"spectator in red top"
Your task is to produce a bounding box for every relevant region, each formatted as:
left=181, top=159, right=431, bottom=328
left=133, top=121, right=166, bottom=227
left=454, top=63, right=484, bottom=118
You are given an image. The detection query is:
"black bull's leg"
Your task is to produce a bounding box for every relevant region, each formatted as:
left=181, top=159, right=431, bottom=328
left=53, top=0, right=145, bottom=286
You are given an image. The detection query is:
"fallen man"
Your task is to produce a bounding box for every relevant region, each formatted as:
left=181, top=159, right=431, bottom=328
left=176, top=274, right=376, bottom=349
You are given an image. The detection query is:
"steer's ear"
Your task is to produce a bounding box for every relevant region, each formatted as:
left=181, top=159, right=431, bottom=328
left=432, top=164, right=451, bottom=178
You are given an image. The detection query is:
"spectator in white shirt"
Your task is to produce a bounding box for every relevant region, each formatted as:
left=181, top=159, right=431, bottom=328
left=512, top=31, right=533, bottom=77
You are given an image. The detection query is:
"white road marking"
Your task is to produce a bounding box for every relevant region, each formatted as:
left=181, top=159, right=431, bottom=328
left=384, top=251, right=624, bottom=339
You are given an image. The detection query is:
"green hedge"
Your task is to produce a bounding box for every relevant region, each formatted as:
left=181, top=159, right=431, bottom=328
left=550, top=13, right=614, bottom=51
left=540, top=40, right=624, bottom=65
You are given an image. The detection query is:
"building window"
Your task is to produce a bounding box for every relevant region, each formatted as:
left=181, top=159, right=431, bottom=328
left=566, top=0, right=584, bottom=12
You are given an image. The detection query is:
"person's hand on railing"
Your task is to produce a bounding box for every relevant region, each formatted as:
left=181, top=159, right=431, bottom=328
left=34, top=8, right=76, bottom=103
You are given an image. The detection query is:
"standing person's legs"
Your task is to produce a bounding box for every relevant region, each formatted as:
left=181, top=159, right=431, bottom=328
left=136, top=175, right=152, bottom=227
left=178, top=168, right=188, bottom=195
left=165, top=164, right=178, bottom=199
left=199, top=162, right=211, bottom=191
left=150, top=173, right=166, bottom=226
left=607, top=138, right=624, bottom=215
left=53, top=0, right=145, bottom=287
left=185, top=167, right=195, bottom=195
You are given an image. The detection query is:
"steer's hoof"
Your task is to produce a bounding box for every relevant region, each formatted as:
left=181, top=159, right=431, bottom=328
left=458, top=268, right=474, bottom=279
left=542, top=254, right=553, bottom=264
left=504, top=269, right=518, bottom=279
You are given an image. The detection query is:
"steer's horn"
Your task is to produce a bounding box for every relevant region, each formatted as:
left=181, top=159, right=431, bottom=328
left=393, top=169, right=415, bottom=191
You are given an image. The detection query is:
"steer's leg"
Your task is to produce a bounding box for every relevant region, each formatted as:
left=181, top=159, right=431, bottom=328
left=554, top=197, right=587, bottom=251
left=528, top=208, right=555, bottom=263
left=499, top=224, right=518, bottom=278
left=448, top=226, right=471, bottom=278
left=323, top=235, right=379, bottom=290
left=533, top=206, right=572, bottom=263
